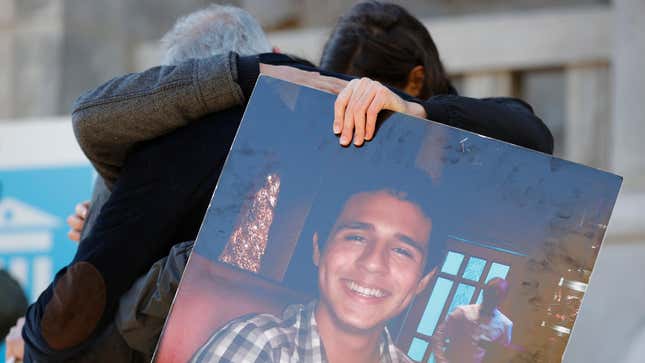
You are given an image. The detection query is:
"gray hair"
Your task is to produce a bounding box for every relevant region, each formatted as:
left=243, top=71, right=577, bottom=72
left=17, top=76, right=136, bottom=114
left=161, top=4, right=271, bottom=65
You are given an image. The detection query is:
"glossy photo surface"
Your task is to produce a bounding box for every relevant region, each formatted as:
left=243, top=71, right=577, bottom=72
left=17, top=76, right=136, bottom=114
left=154, top=76, right=621, bottom=363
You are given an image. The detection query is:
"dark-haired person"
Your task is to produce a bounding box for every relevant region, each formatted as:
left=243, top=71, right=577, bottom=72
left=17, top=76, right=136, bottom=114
left=1, top=270, right=28, bottom=361
left=322, top=1, right=552, bottom=150
left=22, top=2, right=551, bottom=362
left=431, top=278, right=513, bottom=363
left=321, top=1, right=452, bottom=99
left=192, top=170, right=442, bottom=363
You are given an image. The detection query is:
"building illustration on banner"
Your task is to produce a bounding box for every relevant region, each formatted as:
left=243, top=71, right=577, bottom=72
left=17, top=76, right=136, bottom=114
left=0, top=197, right=59, bottom=301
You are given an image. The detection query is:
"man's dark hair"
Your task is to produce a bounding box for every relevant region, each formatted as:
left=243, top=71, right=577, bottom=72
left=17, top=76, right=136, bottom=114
left=320, top=1, right=453, bottom=98
left=284, top=163, right=446, bottom=294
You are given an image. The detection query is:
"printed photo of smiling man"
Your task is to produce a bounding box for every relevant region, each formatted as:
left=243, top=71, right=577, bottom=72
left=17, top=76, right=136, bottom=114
left=153, top=78, right=620, bottom=363
left=191, top=166, right=444, bottom=363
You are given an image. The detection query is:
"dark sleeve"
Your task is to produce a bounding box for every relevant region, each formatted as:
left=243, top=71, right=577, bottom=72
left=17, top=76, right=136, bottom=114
left=115, top=240, right=194, bottom=361
left=23, top=112, right=240, bottom=362
left=237, top=55, right=262, bottom=100
left=273, top=61, right=554, bottom=155
left=419, top=95, right=554, bottom=154
left=79, top=176, right=111, bottom=241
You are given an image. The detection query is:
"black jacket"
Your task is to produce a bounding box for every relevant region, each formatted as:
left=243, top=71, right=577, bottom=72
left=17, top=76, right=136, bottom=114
left=24, top=53, right=553, bottom=362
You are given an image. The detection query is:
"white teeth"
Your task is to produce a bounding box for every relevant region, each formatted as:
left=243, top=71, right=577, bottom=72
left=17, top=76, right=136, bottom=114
left=347, top=280, right=385, bottom=298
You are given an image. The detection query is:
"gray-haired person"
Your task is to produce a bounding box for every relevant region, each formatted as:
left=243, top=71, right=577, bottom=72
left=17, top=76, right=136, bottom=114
left=160, top=4, right=271, bottom=65
left=21, top=2, right=551, bottom=362
left=20, top=5, right=343, bottom=363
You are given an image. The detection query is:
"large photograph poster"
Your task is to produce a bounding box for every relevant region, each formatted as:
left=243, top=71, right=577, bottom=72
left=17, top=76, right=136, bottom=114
left=154, top=76, right=621, bottom=363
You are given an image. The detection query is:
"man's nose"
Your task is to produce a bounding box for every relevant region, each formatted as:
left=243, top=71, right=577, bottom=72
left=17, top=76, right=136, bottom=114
left=356, top=243, right=388, bottom=274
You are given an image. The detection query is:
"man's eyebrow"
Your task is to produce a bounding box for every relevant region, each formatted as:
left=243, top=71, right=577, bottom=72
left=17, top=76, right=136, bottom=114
left=395, top=234, right=426, bottom=254
left=334, top=222, right=427, bottom=254
left=334, top=221, right=374, bottom=232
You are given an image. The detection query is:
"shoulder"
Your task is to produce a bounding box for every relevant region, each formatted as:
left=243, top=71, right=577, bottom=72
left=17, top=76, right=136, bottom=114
left=479, top=97, right=535, bottom=112
left=192, top=312, right=289, bottom=363
left=224, top=311, right=294, bottom=343
left=195, top=303, right=312, bottom=362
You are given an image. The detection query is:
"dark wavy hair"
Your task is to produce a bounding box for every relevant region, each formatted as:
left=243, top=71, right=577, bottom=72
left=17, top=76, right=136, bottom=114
left=320, top=1, right=453, bottom=98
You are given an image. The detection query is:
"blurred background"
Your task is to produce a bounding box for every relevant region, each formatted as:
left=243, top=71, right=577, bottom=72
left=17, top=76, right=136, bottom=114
left=0, top=0, right=643, bottom=362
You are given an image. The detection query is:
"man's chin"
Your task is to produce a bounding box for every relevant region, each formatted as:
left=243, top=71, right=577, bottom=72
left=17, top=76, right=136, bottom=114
left=334, top=305, right=389, bottom=334
left=336, top=316, right=383, bottom=335
left=318, top=296, right=392, bottom=334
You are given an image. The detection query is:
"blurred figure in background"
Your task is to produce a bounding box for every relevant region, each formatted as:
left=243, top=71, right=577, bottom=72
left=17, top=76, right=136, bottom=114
left=1, top=270, right=28, bottom=362
left=432, top=278, right=513, bottom=363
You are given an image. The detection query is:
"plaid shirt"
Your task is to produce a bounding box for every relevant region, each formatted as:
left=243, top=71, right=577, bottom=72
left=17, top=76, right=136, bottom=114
left=191, top=301, right=414, bottom=363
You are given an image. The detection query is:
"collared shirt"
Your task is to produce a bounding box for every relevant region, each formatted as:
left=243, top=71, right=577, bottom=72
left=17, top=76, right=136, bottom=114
left=191, top=301, right=414, bottom=363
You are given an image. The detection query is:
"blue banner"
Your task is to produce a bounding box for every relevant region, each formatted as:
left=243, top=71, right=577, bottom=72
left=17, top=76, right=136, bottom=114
left=0, top=165, right=93, bottom=357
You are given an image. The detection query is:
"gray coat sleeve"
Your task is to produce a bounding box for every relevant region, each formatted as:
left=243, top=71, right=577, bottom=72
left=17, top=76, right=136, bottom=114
left=115, top=240, right=194, bottom=362
left=72, top=52, right=244, bottom=188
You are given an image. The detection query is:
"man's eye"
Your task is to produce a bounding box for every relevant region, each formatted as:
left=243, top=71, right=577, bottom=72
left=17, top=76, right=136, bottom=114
left=345, top=234, right=366, bottom=242
left=393, top=247, right=414, bottom=258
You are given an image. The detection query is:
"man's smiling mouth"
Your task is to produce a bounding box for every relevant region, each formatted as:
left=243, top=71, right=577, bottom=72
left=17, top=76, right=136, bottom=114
left=345, top=280, right=388, bottom=298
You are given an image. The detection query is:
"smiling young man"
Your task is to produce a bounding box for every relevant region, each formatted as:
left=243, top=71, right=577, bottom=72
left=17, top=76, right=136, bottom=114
left=192, top=170, right=444, bottom=363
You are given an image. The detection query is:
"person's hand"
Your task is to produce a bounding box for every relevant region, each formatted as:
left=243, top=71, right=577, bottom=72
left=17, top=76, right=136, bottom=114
left=66, top=200, right=90, bottom=242
left=259, top=64, right=348, bottom=94
left=333, top=78, right=427, bottom=146
left=5, top=317, right=25, bottom=362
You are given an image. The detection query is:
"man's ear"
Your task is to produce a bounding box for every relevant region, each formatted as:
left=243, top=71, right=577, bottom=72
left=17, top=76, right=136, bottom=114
left=404, top=65, right=426, bottom=98
left=415, top=266, right=437, bottom=295
left=272, top=46, right=281, bottom=54
left=312, top=232, right=320, bottom=267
